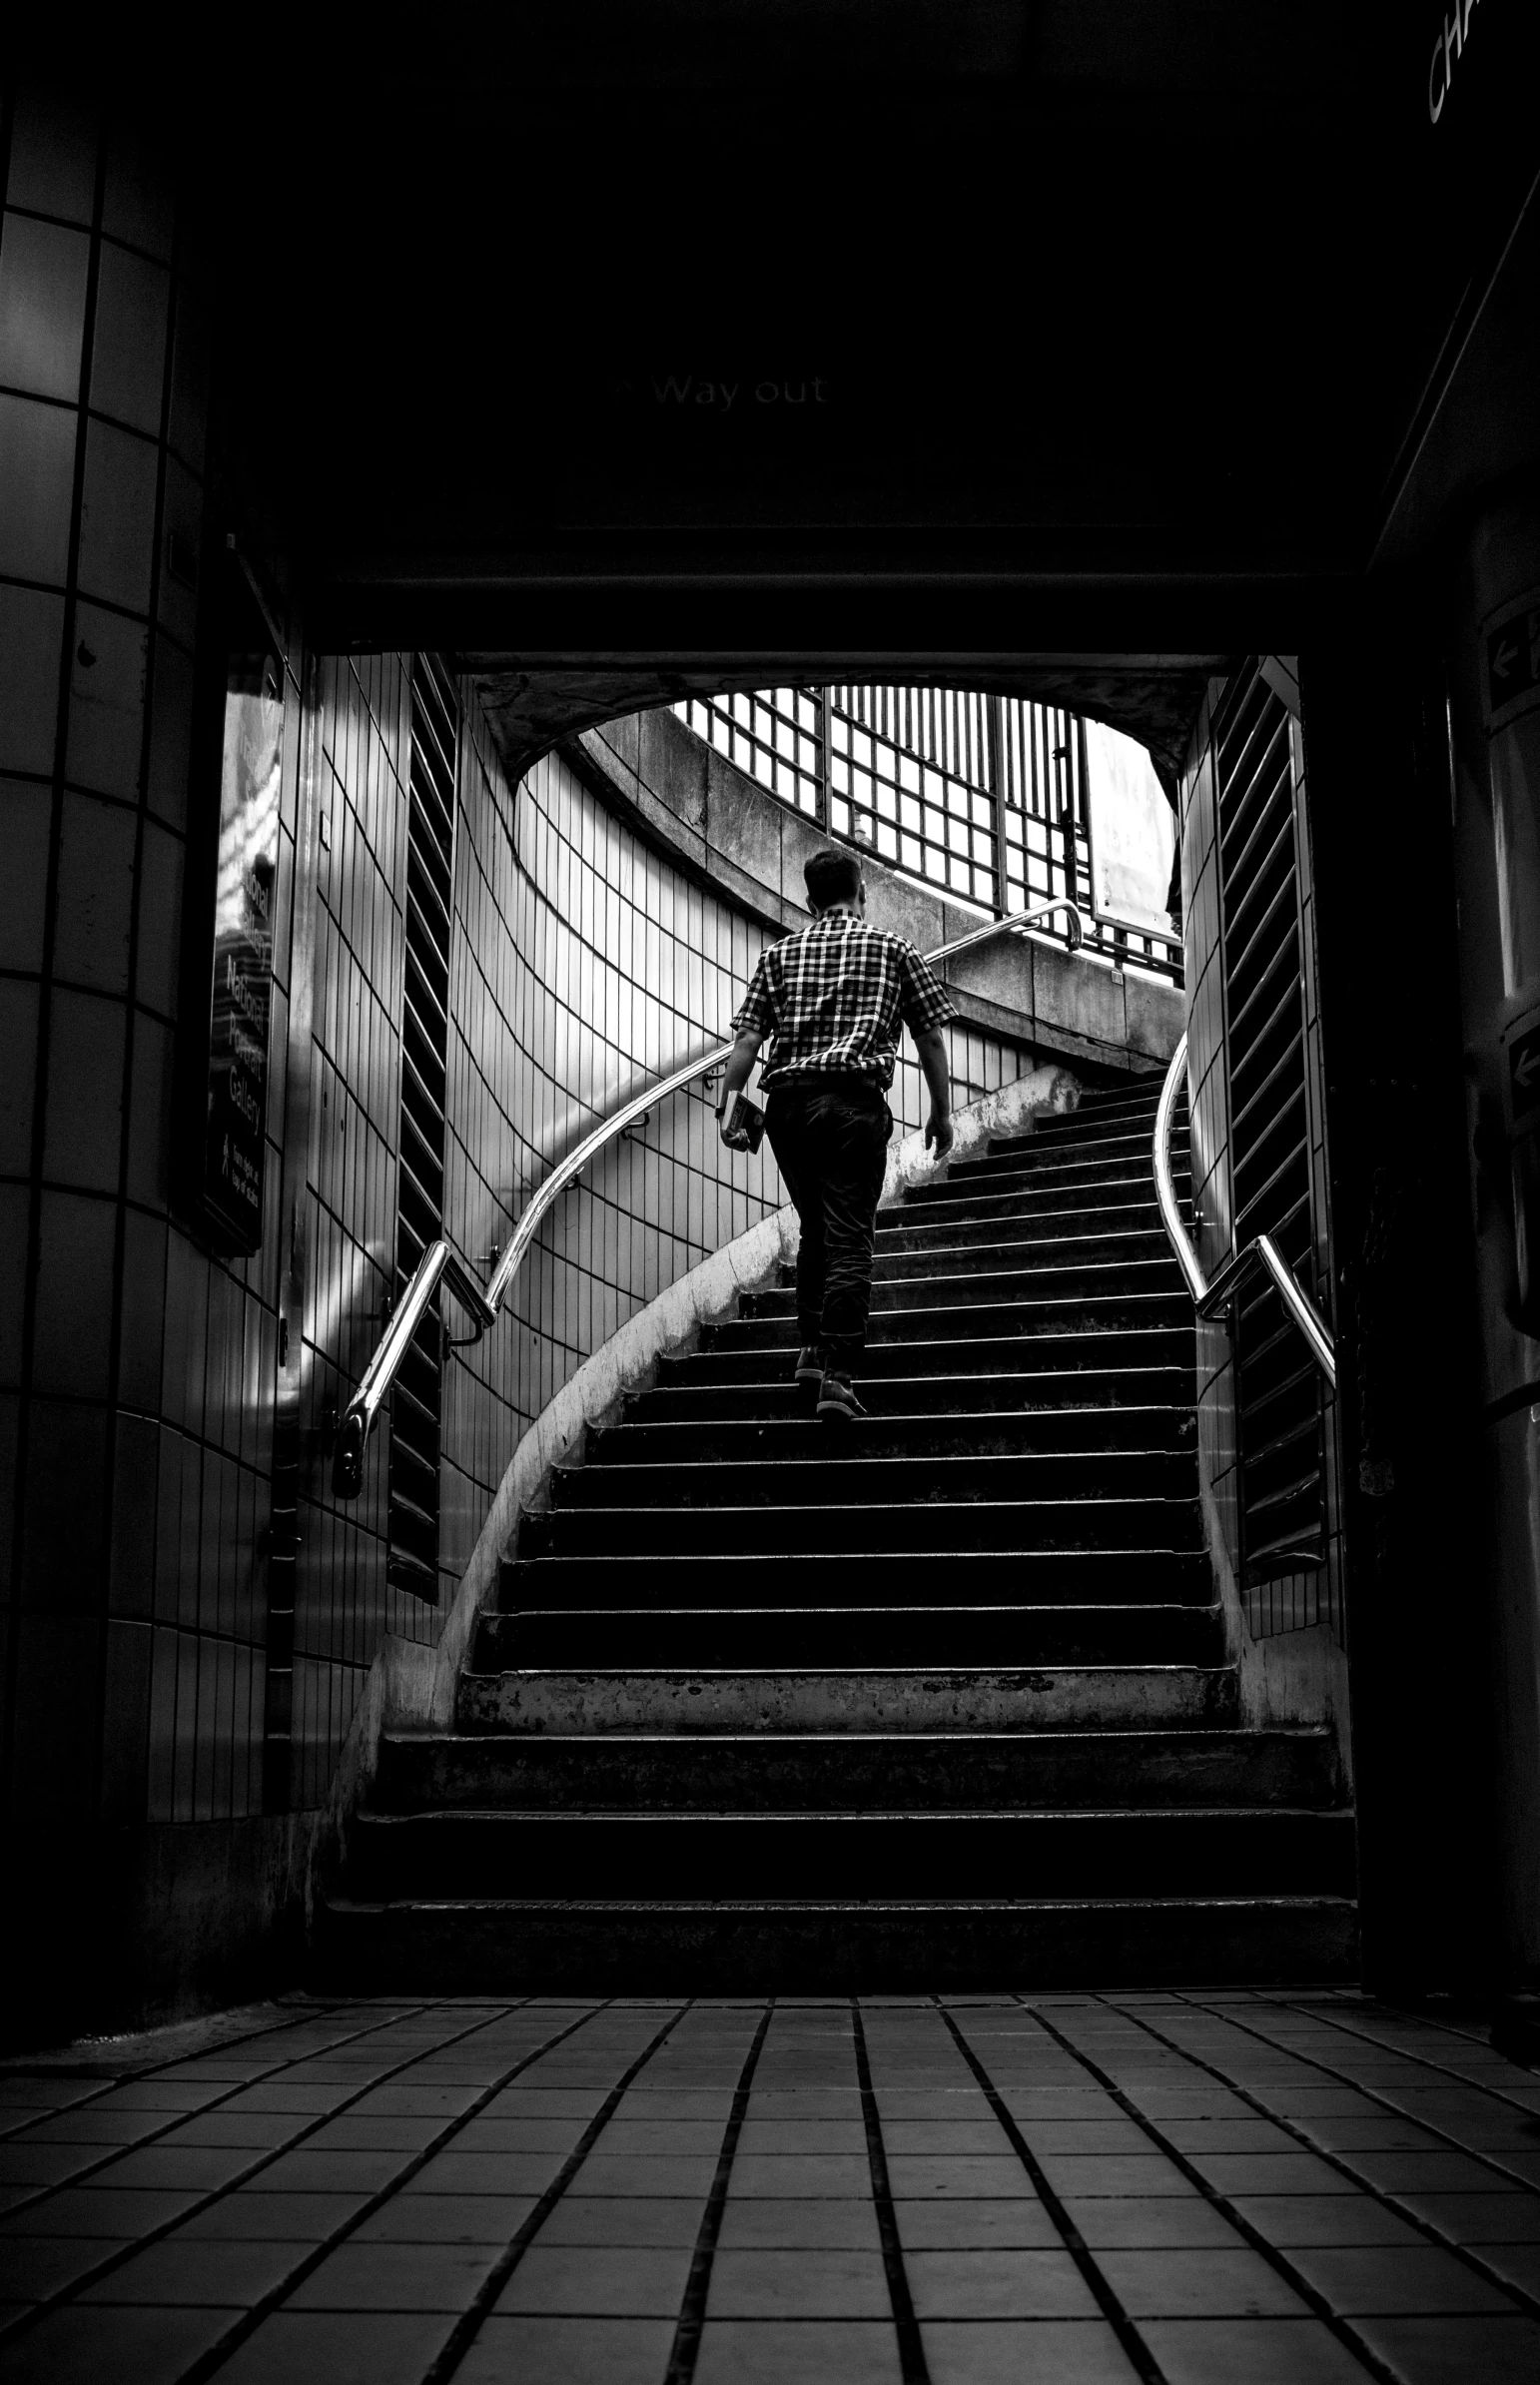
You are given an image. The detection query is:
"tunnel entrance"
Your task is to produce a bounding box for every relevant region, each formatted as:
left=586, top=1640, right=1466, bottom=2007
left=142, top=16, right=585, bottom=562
left=273, top=650, right=1352, bottom=1992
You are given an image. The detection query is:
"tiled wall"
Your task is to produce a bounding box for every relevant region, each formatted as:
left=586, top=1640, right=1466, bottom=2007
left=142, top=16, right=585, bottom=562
left=0, top=84, right=241, bottom=1835
left=1180, top=673, right=1344, bottom=1643
left=286, top=656, right=419, bottom=1811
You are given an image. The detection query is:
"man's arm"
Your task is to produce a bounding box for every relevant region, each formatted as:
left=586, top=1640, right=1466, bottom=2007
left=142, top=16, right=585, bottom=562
left=915, top=1026, right=954, bottom=1158
left=716, top=1028, right=764, bottom=1143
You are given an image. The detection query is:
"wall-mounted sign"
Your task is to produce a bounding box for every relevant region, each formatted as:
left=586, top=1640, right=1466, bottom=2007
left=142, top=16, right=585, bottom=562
left=1484, top=588, right=1540, bottom=729
left=1081, top=717, right=1178, bottom=949
left=203, top=647, right=283, bottom=1250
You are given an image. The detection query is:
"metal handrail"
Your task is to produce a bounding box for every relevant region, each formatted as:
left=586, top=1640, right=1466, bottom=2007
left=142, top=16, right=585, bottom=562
left=331, top=1243, right=495, bottom=1496
left=332, top=895, right=1085, bottom=1496
left=1153, top=1032, right=1336, bottom=1391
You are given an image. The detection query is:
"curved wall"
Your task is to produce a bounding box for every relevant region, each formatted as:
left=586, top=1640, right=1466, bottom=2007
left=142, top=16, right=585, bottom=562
left=436, top=715, right=1054, bottom=1602
left=571, top=706, right=1183, bottom=1082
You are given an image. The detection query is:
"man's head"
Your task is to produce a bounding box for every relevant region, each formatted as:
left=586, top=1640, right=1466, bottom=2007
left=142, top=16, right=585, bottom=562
left=804, top=846, right=864, bottom=915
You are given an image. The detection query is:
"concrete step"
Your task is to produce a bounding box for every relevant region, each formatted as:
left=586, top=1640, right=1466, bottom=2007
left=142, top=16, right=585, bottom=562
left=519, top=1492, right=1204, bottom=1559
left=347, top=1806, right=1357, bottom=1902
left=317, top=1893, right=1359, bottom=1992
left=893, top=1176, right=1185, bottom=1227
left=905, top=1158, right=1190, bottom=1210
left=982, top=1112, right=1167, bottom=1152
left=708, top=1294, right=1195, bottom=1352
left=874, top=1199, right=1171, bottom=1254
left=552, top=1448, right=1195, bottom=1511
left=593, top=1402, right=1196, bottom=1463
left=455, top=1661, right=1238, bottom=1736
left=375, top=1724, right=1338, bottom=1814
left=659, top=1328, right=1195, bottom=1384
left=1000, top=1097, right=1166, bottom=1152
left=634, top=1366, right=1193, bottom=1421
left=748, top=1256, right=1189, bottom=1315
left=497, top=1547, right=1216, bottom=1612
left=862, top=1224, right=1175, bottom=1275
left=947, top=1129, right=1171, bottom=1182
left=473, top=1602, right=1226, bottom=1671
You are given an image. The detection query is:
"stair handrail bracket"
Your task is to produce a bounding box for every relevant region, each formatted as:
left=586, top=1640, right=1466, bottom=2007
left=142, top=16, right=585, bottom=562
left=332, top=895, right=1086, bottom=1499
left=1153, top=1033, right=1336, bottom=1392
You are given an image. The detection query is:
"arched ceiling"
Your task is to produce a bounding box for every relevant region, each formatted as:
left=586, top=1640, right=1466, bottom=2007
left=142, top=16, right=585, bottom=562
left=468, top=655, right=1223, bottom=792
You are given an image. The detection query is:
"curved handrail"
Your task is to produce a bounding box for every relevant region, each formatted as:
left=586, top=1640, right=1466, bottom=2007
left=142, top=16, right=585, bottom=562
left=1154, top=1032, right=1206, bottom=1306
left=1153, top=1034, right=1336, bottom=1391
left=333, top=895, right=1085, bottom=1495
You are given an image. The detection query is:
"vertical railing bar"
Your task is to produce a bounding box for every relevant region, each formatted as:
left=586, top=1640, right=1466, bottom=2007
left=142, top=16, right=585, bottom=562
left=989, top=694, right=1008, bottom=917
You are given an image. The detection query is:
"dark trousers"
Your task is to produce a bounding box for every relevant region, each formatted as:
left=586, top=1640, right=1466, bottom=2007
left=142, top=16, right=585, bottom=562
left=765, top=1079, right=893, bottom=1366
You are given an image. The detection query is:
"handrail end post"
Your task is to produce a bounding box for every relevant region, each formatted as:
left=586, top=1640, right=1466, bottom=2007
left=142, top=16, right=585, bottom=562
left=333, top=1405, right=369, bottom=1500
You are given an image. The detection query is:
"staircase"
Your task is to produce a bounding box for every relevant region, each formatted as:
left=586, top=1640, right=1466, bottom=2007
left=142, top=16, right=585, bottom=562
left=323, top=1074, right=1357, bottom=1988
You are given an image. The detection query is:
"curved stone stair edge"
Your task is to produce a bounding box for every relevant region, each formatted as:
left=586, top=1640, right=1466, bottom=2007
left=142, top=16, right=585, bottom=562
left=311, top=1056, right=1122, bottom=1916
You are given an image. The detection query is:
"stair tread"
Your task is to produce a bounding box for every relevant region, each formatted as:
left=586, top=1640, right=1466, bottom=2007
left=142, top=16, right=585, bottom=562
left=328, top=1892, right=1355, bottom=1915
left=384, top=1725, right=1328, bottom=1748
left=359, top=1806, right=1350, bottom=1825
left=488, top=1602, right=1217, bottom=1621
left=462, top=1662, right=1234, bottom=1680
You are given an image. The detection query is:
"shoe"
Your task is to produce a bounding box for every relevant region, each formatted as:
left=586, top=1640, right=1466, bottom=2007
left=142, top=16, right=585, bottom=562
left=793, top=1344, right=824, bottom=1389
left=817, top=1369, right=865, bottom=1421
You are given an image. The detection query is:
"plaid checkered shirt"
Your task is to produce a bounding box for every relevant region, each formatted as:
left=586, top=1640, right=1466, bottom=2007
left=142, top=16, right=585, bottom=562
left=731, top=909, right=956, bottom=1092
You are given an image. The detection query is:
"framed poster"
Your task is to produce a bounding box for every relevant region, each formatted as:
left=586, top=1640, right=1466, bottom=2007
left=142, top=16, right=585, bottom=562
left=202, top=602, right=284, bottom=1251
left=1081, top=716, right=1179, bottom=947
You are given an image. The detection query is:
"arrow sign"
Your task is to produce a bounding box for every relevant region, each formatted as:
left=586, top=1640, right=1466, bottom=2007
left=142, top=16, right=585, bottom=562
left=1510, top=1024, right=1540, bottom=1131
left=1488, top=609, right=1540, bottom=715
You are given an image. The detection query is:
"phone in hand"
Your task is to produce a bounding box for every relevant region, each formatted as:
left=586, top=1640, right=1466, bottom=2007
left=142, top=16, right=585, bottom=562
left=720, top=1094, right=766, bottom=1153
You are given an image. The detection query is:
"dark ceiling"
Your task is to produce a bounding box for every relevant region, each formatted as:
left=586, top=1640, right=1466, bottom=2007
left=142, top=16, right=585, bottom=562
left=90, top=3, right=1540, bottom=765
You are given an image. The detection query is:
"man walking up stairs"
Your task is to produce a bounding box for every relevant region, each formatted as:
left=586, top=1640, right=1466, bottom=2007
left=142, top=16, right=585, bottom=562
left=716, top=845, right=956, bottom=1421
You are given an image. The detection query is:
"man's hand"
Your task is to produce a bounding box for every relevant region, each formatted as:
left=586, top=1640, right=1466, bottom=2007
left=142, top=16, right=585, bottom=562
left=914, top=1026, right=954, bottom=1163
left=716, top=1028, right=764, bottom=1148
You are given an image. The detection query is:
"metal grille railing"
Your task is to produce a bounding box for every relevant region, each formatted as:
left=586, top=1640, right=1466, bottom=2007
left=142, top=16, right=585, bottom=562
left=676, top=684, right=1181, bottom=980
left=1213, top=663, right=1325, bottom=1583
left=387, top=653, right=458, bottom=1603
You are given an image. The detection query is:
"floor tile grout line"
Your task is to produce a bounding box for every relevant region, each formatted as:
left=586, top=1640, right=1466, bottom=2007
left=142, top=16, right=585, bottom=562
left=1017, top=1997, right=1404, bottom=2385
left=0, top=2000, right=368, bottom=2146
left=1105, top=1995, right=1540, bottom=2320
left=662, top=1999, right=775, bottom=2385
left=1318, top=1998, right=1515, bottom=2057
left=0, top=1997, right=520, bottom=2345
left=1186, top=1988, right=1540, bottom=2116
left=0, top=2001, right=440, bottom=2220
left=171, top=1994, right=607, bottom=2385
left=851, top=1999, right=931, bottom=2385
left=932, top=1997, right=1169, bottom=2385
left=417, top=1998, right=695, bottom=2385
left=1173, top=1992, right=1540, bottom=2196
left=1239, top=1991, right=1540, bottom=2118
left=1277, top=1986, right=1523, bottom=2060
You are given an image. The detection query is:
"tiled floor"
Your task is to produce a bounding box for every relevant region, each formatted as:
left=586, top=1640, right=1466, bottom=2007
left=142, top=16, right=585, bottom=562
left=2, top=1992, right=1539, bottom=2384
